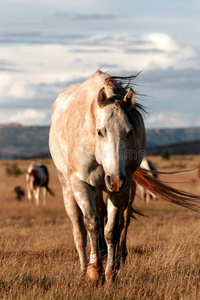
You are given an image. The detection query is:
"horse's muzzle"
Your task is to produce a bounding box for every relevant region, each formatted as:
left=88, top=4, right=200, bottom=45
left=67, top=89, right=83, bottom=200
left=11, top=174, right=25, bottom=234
left=105, top=174, right=126, bottom=193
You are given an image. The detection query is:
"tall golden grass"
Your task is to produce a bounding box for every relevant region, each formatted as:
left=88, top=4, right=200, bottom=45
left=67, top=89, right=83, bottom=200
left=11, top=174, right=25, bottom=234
left=0, top=156, right=200, bottom=299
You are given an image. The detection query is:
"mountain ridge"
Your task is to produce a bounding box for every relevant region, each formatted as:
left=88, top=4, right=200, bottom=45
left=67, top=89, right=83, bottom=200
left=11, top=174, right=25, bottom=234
left=0, top=124, right=200, bottom=159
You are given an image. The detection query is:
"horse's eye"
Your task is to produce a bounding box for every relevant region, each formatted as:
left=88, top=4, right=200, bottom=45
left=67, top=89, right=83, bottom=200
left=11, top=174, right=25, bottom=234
left=97, top=128, right=106, bottom=137
left=97, top=129, right=102, bottom=136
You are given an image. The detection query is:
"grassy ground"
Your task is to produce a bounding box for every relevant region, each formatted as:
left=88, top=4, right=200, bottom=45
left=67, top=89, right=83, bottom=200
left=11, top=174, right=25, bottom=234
left=0, top=156, right=200, bottom=299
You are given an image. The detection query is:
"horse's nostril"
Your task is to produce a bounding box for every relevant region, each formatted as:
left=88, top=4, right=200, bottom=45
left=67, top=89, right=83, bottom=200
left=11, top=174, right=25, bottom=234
left=106, top=175, right=112, bottom=189
left=105, top=174, right=126, bottom=192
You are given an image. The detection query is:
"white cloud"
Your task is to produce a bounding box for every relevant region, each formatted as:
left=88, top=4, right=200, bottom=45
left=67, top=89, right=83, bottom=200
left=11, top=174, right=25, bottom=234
left=140, top=33, right=195, bottom=70
left=0, top=74, right=35, bottom=99
left=145, top=111, right=200, bottom=129
left=0, top=32, right=198, bottom=127
left=9, top=109, right=47, bottom=124
left=0, top=33, right=196, bottom=91
left=143, top=33, right=179, bottom=52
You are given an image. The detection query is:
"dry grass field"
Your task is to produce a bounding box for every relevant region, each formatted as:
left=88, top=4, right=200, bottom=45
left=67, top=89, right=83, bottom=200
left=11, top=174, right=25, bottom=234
left=0, top=156, right=200, bottom=299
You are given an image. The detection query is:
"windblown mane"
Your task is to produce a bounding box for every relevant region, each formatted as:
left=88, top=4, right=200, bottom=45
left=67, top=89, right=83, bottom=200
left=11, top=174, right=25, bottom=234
left=101, top=72, right=146, bottom=128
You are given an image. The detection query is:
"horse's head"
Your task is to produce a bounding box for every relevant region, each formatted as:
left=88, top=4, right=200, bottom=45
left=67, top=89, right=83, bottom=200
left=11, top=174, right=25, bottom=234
left=95, top=86, right=145, bottom=193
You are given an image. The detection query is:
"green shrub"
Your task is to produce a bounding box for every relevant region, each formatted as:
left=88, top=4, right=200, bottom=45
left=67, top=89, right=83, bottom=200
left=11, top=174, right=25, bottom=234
left=14, top=186, right=25, bottom=201
left=5, top=163, right=23, bottom=176
left=161, top=148, right=170, bottom=160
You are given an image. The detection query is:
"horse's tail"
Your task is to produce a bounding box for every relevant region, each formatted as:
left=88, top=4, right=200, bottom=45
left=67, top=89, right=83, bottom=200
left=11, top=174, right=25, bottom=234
left=46, top=186, right=55, bottom=197
left=132, top=167, right=200, bottom=212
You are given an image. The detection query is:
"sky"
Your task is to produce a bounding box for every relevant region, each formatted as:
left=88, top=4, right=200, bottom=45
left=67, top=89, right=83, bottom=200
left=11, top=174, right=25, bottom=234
left=0, top=0, right=200, bottom=128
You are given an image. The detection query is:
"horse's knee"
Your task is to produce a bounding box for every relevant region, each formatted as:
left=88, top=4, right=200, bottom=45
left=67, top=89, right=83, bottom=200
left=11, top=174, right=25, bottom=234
left=84, top=214, right=101, bottom=233
left=104, top=225, right=118, bottom=244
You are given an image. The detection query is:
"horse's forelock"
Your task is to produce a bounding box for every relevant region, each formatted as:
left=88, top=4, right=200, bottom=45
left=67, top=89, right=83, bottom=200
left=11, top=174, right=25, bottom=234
left=105, top=74, right=139, bottom=95
left=102, top=72, right=145, bottom=110
left=95, top=71, right=146, bottom=129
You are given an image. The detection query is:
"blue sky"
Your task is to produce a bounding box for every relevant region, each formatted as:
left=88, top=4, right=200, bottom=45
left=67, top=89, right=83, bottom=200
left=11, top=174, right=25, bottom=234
left=0, top=0, right=200, bottom=128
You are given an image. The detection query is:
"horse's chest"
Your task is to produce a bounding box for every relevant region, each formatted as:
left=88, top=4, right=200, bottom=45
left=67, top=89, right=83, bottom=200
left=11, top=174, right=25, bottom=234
left=69, top=133, right=105, bottom=186
left=88, top=164, right=105, bottom=187
left=77, top=159, right=104, bottom=187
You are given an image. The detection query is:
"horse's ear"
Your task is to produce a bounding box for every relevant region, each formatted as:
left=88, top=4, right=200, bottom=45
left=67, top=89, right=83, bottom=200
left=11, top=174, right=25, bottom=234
left=123, top=88, right=135, bottom=109
left=98, top=87, right=107, bottom=107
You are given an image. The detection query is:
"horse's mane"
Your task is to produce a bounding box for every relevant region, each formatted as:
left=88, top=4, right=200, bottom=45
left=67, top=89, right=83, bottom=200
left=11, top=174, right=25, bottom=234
left=105, top=74, right=138, bottom=95
left=101, top=72, right=146, bottom=128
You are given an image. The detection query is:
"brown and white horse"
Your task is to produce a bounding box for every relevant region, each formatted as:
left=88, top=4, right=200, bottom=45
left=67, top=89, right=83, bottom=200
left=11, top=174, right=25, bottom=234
left=49, top=70, right=200, bottom=288
left=26, top=162, right=54, bottom=206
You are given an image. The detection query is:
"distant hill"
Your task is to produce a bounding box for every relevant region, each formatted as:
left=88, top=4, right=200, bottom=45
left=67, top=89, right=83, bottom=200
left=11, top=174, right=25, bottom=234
left=147, top=140, right=200, bottom=156
left=0, top=124, right=50, bottom=159
left=146, top=127, right=200, bottom=147
left=0, top=124, right=200, bottom=159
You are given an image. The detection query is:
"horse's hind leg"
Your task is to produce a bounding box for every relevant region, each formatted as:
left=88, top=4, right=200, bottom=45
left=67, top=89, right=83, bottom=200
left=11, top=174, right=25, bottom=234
left=146, top=190, right=150, bottom=203
left=119, top=181, right=136, bottom=263
left=42, top=187, right=47, bottom=205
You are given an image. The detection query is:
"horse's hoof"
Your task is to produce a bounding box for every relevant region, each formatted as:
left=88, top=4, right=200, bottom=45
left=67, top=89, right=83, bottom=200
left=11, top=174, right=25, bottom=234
left=105, top=268, right=114, bottom=290
left=87, top=261, right=104, bottom=286
left=87, top=264, right=99, bottom=285
left=104, top=278, right=114, bottom=292
left=80, top=270, right=86, bottom=281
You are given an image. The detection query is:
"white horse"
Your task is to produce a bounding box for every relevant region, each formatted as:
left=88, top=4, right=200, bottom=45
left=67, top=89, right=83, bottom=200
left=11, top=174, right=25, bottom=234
left=49, top=70, right=146, bottom=287
left=49, top=70, right=200, bottom=288
left=137, top=159, right=158, bottom=202
left=26, top=163, right=54, bottom=206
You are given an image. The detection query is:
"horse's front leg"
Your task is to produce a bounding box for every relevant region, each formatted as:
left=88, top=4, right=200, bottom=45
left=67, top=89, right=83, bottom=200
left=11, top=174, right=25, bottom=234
left=34, top=186, right=40, bottom=206
left=71, top=175, right=103, bottom=284
left=60, top=176, right=87, bottom=279
left=26, top=184, right=32, bottom=202
left=104, top=197, right=124, bottom=287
